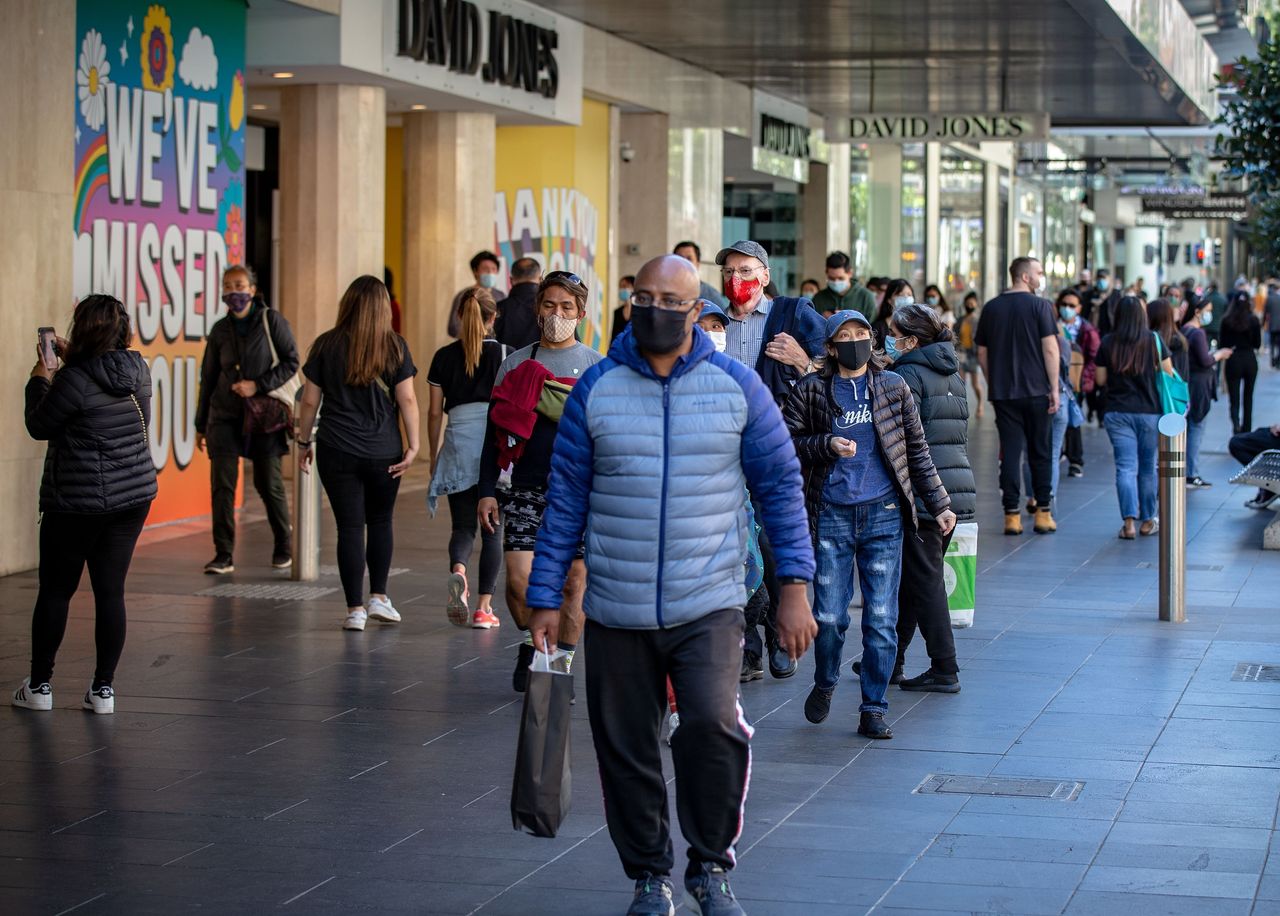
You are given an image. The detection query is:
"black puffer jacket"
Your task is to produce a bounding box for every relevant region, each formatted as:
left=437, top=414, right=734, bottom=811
left=25, top=350, right=158, bottom=514
left=890, top=341, right=976, bottom=522
left=195, top=303, right=299, bottom=432
left=782, top=368, right=950, bottom=536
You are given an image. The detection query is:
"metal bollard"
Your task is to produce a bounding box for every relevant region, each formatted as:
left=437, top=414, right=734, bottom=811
left=292, top=437, right=321, bottom=582
left=1157, top=413, right=1187, bottom=623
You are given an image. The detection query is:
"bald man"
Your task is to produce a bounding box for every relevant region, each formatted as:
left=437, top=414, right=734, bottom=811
left=527, top=255, right=816, bottom=915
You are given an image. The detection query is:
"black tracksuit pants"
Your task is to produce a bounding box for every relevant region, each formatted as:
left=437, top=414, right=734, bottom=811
left=585, top=608, right=751, bottom=880
left=896, top=520, right=959, bottom=675
left=993, top=396, right=1054, bottom=510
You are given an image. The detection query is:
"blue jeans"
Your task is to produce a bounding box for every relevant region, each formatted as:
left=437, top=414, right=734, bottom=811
left=1186, top=418, right=1205, bottom=479
left=812, top=499, right=903, bottom=713
left=1104, top=412, right=1159, bottom=522
left=1022, top=391, right=1070, bottom=505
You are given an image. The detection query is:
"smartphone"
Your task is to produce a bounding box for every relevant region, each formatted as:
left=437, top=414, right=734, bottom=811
left=38, top=327, right=58, bottom=371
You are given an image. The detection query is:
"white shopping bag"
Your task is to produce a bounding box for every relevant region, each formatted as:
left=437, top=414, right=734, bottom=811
left=943, top=522, right=978, bottom=628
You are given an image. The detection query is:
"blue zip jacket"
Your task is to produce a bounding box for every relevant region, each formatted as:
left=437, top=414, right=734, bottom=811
left=527, top=326, right=815, bottom=629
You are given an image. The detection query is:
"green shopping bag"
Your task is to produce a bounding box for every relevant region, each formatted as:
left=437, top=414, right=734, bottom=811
left=943, top=522, right=978, bottom=628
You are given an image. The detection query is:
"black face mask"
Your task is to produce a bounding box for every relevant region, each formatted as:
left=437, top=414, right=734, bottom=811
left=834, top=338, right=873, bottom=372
left=631, top=306, right=690, bottom=355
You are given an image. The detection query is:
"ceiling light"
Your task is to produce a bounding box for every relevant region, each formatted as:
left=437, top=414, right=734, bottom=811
left=410, top=104, right=427, bottom=111
left=250, top=103, right=268, bottom=111
left=272, top=71, right=294, bottom=79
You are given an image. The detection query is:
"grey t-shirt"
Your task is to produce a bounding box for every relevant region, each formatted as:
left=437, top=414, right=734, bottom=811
left=495, top=341, right=602, bottom=386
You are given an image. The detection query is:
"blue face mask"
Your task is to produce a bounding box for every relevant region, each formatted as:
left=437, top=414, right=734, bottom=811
left=885, top=335, right=900, bottom=359
left=926, top=295, right=940, bottom=307
left=828, top=279, right=851, bottom=294
left=619, top=288, right=632, bottom=302
left=1097, top=278, right=1110, bottom=291
left=478, top=272, right=499, bottom=289
left=893, top=296, right=913, bottom=308
left=1059, top=306, right=1078, bottom=322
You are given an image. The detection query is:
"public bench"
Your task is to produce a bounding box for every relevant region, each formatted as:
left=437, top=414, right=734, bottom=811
left=1231, top=449, right=1280, bottom=550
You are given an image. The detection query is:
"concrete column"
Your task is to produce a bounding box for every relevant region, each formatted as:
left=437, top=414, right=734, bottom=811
left=984, top=161, right=1002, bottom=300
left=401, top=111, right=495, bottom=408
left=799, top=161, right=830, bottom=280
left=826, top=143, right=852, bottom=261
left=618, top=112, right=670, bottom=279
left=925, top=143, right=941, bottom=289
left=278, top=84, right=386, bottom=352
left=668, top=127, right=724, bottom=289
left=867, top=145, right=902, bottom=278
left=0, top=0, right=74, bottom=574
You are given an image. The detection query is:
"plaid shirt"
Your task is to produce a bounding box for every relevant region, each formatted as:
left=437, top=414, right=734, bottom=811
left=724, top=297, right=772, bottom=369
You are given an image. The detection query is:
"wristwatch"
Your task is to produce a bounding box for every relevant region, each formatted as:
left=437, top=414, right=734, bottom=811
left=297, top=439, right=312, bottom=448
left=778, top=576, right=810, bottom=586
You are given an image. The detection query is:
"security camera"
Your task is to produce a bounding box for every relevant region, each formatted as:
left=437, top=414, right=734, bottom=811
left=619, top=142, right=636, bottom=163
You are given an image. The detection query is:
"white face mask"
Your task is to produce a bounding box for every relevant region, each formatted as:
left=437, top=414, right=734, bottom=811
left=708, top=330, right=727, bottom=352
left=1036, top=276, right=1047, bottom=293
left=541, top=313, right=578, bottom=344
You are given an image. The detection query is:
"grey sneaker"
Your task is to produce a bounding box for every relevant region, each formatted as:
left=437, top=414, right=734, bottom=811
left=627, top=875, right=675, bottom=916
left=684, top=863, right=744, bottom=916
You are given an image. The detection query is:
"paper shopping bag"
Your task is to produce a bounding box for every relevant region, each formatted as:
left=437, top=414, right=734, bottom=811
left=943, top=522, right=978, bottom=628
left=511, top=650, right=573, bottom=837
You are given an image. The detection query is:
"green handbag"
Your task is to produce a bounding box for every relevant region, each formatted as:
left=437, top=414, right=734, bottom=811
left=1152, top=331, right=1189, bottom=416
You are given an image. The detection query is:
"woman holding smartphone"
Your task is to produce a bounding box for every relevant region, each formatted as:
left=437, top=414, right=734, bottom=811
left=295, top=275, right=420, bottom=632
left=14, top=295, right=157, bottom=714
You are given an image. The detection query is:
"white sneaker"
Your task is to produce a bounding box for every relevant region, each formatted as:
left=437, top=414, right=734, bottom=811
left=83, top=685, right=114, bottom=715
left=665, top=711, right=680, bottom=746
left=367, top=596, right=401, bottom=623
left=343, top=609, right=367, bottom=631
left=12, top=678, right=52, bottom=711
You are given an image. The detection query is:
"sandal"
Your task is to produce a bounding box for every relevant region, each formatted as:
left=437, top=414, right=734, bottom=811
left=1118, top=528, right=1136, bottom=540
left=1140, top=520, right=1159, bottom=537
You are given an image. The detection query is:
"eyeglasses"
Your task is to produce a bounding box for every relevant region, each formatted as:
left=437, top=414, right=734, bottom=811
left=543, top=271, right=585, bottom=289
left=720, top=266, right=763, bottom=280
left=631, top=293, right=701, bottom=312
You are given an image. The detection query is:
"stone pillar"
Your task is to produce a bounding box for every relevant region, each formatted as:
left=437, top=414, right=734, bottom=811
left=867, top=145, right=903, bottom=278
left=618, top=112, right=670, bottom=279
left=278, top=84, right=386, bottom=352
left=401, top=111, right=495, bottom=408
left=0, top=0, right=74, bottom=574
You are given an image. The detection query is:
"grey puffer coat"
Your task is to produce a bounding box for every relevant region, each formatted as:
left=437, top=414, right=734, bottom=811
left=890, top=341, right=977, bottom=522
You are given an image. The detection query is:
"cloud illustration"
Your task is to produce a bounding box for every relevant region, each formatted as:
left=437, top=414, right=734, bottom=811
left=178, top=27, right=217, bottom=90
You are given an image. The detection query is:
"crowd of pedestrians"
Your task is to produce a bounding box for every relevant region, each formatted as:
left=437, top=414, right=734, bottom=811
left=16, top=240, right=1280, bottom=916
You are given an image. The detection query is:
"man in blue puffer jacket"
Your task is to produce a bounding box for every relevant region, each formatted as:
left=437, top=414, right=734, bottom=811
left=527, top=255, right=816, bottom=916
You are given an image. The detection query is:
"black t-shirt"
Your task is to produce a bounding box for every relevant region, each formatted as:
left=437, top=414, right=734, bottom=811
left=303, top=334, right=417, bottom=458
left=1096, top=333, right=1167, bottom=416
left=427, top=339, right=506, bottom=412
left=974, top=291, right=1059, bottom=401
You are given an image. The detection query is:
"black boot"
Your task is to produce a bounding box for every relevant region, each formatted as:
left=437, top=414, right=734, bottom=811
left=740, top=651, right=764, bottom=683
left=512, top=642, right=535, bottom=693
left=858, top=711, right=893, bottom=739
left=804, top=686, right=833, bottom=724
left=767, top=642, right=797, bottom=679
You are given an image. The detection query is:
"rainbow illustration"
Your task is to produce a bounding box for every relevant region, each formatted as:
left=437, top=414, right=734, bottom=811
left=73, top=134, right=109, bottom=235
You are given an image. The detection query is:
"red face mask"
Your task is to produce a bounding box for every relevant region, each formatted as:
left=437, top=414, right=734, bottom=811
left=725, top=276, right=762, bottom=307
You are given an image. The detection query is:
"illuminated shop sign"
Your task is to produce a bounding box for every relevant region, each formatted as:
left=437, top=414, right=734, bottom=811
left=396, top=0, right=559, bottom=98
left=839, top=114, right=1050, bottom=143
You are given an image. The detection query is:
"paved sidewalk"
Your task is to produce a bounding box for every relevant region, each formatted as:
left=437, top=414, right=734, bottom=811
left=2, top=366, right=1280, bottom=915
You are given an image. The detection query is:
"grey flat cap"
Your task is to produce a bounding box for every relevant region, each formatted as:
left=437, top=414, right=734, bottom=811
left=714, top=240, right=769, bottom=268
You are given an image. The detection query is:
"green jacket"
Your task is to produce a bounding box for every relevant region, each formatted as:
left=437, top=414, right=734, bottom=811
left=810, top=284, right=875, bottom=319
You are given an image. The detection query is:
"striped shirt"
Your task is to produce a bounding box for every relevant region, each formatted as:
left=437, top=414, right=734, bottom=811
left=724, top=297, right=772, bottom=369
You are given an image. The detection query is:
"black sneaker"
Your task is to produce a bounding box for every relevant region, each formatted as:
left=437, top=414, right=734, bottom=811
left=204, top=554, right=234, bottom=575
left=1068, top=464, right=1084, bottom=478
left=1246, top=489, right=1280, bottom=510
left=767, top=643, right=797, bottom=679
left=684, top=863, right=744, bottom=916
left=898, top=669, right=961, bottom=694
left=627, top=875, right=675, bottom=916
left=739, top=651, right=764, bottom=683
left=804, top=685, right=833, bottom=724
left=1185, top=477, right=1213, bottom=489
left=852, top=660, right=903, bottom=685
left=858, top=711, right=893, bottom=739
left=512, top=642, right=535, bottom=693
left=271, top=548, right=293, bottom=569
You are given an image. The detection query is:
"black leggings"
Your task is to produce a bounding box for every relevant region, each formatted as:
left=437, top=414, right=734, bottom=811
left=1225, top=352, right=1258, bottom=433
left=316, top=444, right=402, bottom=608
left=446, top=486, right=502, bottom=596
left=30, top=504, right=151, bottom=689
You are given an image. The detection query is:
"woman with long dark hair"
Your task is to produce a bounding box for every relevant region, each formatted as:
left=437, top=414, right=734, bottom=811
left=14, top=295, right=157, bottom=714
left=1095, top=296, right=1176, bottom=539
left=1220, top=290, right=1262, bottom=433
left=783, top=310, right=954, bottom=739
left=885, top=304, right=975, bottom=692
left=296, top=276, right=420, bottom=631
left=427, top=287, right=504, bottom=629
left=1180, top=298, right=1233, bottom=488
left=873, top=279, right=914, bottom=348
left=1148, top=298, right=1189, bottom=380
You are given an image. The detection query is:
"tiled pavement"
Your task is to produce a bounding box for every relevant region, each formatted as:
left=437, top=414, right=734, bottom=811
left=3, top=366, right=1280, bottom=915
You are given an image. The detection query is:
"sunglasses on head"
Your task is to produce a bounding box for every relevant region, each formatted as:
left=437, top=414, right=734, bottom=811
left=543, top=270, right=585, bottom=289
